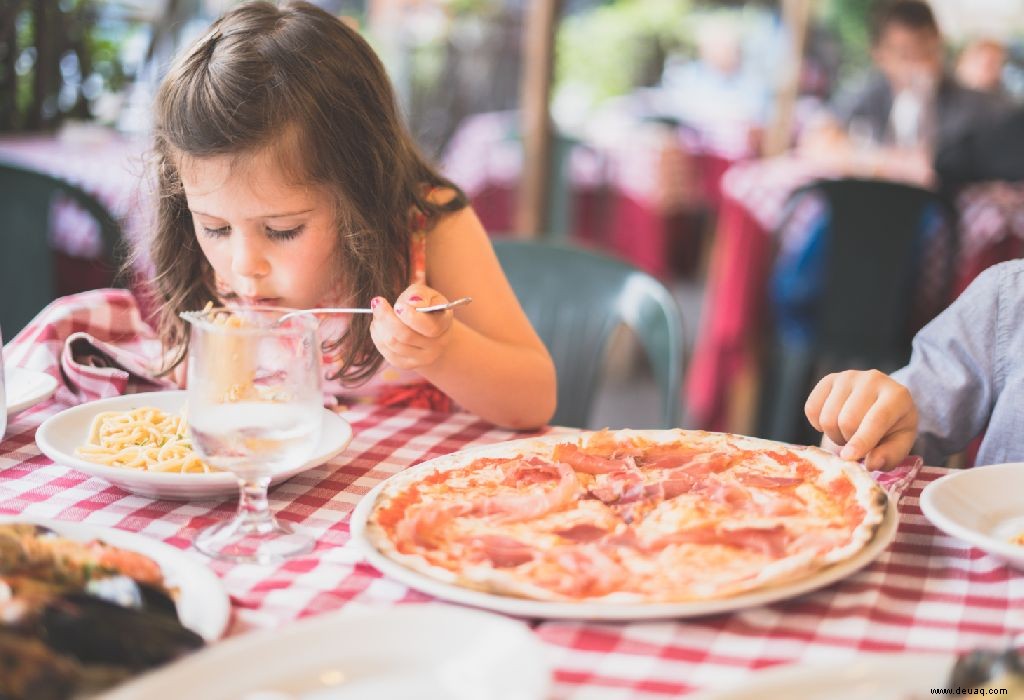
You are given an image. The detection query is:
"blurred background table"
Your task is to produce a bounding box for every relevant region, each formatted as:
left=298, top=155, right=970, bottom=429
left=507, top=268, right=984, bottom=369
left=0, top=127, right=149, bottom=294
left=442, top=109, right=753, bottom=280
left=686, top=154, right=1024, bottom=433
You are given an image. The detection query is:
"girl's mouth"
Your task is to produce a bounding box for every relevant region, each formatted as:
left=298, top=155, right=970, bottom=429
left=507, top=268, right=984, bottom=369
left=231, top=295, right=282, bottom=307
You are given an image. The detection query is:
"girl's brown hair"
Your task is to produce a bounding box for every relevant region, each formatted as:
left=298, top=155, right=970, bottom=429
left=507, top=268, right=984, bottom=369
left=148, top=0, right=467, bottom=383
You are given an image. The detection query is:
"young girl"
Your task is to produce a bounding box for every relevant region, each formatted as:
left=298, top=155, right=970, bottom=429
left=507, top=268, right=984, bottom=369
left=804, top=260, right=1024, bottom=469
left=146, top=0, right=556, bottom=429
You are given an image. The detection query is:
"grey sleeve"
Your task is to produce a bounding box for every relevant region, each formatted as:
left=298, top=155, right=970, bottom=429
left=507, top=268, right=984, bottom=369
left=830, top=83, right=868, bottom=126
left=890, top=265, right=1004, bottom=465
left=829, top=74, right=885, bottom=128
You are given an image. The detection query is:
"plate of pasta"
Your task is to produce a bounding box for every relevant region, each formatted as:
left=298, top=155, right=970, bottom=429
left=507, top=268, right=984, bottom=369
left=35, top=390, right=353, bottom=500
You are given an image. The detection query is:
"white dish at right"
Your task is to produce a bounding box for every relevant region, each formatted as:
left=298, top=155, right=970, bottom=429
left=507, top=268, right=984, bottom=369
left=920, top=462, right=1024, bottom=569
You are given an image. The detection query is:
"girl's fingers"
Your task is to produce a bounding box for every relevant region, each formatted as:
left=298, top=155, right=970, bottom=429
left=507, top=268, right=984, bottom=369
left=371, top=297, right=426, bottom=350
left=394, top=285, right=451, bottom=338
left=370, top=319, right=426, bottom=367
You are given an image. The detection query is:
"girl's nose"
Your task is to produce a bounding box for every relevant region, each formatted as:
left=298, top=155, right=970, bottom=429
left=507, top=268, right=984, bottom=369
left=231, top=233, right=270, bottom=279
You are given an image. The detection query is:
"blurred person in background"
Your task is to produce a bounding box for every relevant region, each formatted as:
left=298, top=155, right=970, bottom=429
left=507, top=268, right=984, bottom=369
left=660, top=15, right=773, bottom=154
left=954, top=37, right=1011, bottom=102
left=806, top=0, right=1009, bottom=165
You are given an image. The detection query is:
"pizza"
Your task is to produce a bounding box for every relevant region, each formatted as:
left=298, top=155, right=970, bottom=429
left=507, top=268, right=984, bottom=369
left=362, top=429, right=887, bottom=603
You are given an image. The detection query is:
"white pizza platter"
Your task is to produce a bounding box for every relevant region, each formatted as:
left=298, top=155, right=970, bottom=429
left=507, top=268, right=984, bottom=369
left=351, top=436, right=899, bottom=621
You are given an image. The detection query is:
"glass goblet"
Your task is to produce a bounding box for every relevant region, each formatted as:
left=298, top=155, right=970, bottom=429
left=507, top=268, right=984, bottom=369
left=180, top=307, right=322, bottom=564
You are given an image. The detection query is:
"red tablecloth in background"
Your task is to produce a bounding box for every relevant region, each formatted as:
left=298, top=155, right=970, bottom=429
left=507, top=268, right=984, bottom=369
left=2, top=290, right=1023, bottom=698
left=442, top=111, right=734, bottom=280
left=0, top=129, right=150, bottom=295
left=686, top=156, right=1024, bottom=432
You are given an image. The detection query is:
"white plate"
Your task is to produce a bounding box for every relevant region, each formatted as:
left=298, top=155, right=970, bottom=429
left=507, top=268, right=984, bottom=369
left=351, top=450, right=899, bottom=620
left=0, top=516, right=229, bottom=641
left=35, top=390, right=353, bottom=500
left=5, top=365, right=58, bottom=416
left=104, top=604, right=550, bottom=700
left=690, top=653, right=952, bottom=700
left=921, top=462, right=1024, bottom=569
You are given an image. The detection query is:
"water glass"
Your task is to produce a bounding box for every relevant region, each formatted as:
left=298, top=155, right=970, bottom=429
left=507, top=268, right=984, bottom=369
left=180, top=307, right=323, bottom=564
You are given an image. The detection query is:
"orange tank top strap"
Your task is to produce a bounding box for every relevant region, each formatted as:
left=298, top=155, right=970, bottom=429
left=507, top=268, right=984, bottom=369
left=409, top=229, right=427, bottom=286
left=409, top=197, right=431, bottom=285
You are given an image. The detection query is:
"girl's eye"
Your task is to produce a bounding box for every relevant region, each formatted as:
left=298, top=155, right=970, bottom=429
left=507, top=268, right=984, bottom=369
left=266, top=225, right=304, bottom=241
left=202, top=225, right=231, bottom=239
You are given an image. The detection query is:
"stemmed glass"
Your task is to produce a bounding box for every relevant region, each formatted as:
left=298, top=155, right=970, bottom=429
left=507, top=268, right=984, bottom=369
left=180, top=307, right=323, bottom=564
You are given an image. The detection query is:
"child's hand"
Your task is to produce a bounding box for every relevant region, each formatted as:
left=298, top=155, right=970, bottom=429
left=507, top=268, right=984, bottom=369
left=369, top=284, right=455, bottom=370
left=804, top=370, right=918, bottom=471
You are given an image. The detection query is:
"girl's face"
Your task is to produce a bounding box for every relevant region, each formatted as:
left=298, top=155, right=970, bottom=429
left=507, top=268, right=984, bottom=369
left=180, top=149, right=340, bottom=309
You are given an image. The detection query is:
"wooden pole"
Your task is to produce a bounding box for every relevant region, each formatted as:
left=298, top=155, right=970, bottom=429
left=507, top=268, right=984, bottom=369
left=763, top=0, right=812, bottom=156
left=515, top=0, right=561, bottom=238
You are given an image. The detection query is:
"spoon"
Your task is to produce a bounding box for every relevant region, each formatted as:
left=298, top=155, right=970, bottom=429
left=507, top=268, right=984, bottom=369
left=276, top=296, right=472, bottom=325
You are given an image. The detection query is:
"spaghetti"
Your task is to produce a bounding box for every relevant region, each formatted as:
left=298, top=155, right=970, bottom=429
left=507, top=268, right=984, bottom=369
left=76, top=407, right=217, bottom=474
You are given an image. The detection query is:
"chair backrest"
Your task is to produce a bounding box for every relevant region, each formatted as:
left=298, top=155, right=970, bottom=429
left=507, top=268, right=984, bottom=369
left=0, top=161, right=123, bottom=336
left=758, top=177, right=956, bottom=443
left=814, top=178, right=955, bottom=365
left=491, top=238, right=684, bottom=428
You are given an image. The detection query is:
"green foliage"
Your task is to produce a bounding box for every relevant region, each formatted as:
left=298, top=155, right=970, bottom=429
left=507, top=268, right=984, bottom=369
left=556, top=0, right=692, bottom=104
left=88, top=32, right=128, bottom=95
left=2, top=0, right=141, bottom=131
left=447, top=0, right=502, bottom=18
left=818, top=0, right=874, bottom=79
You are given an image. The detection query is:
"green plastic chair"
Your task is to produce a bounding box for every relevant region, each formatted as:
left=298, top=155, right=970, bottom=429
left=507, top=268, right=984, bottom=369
left=492, top=238, right=684, bottom=428
left=0, top=161, right=124, bottom=336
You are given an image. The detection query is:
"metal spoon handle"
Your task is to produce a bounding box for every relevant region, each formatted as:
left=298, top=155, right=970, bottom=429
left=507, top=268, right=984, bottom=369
left=416, top=296, right=473, bottom=313
left=276, top=307, right=372, bottom=324
left=277, top=297, right=472, bottom=324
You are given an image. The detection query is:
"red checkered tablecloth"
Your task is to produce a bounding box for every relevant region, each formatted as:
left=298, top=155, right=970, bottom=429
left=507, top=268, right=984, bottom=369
left=3, top=398, right=1023, bottom=698
left=4, top=327, right=1023, bottom=698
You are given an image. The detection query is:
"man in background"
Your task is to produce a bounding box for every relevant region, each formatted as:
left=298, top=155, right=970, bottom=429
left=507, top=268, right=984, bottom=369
left=830, top=0, right=1008, bottom=154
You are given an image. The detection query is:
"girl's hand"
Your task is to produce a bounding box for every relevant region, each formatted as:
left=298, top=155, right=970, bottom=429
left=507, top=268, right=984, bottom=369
left=804, top=370, right=918, bottom=471
left=369, top=284, right=455, bottom=370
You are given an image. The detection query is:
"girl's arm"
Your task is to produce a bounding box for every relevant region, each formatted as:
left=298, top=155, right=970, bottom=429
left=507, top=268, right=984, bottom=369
left=371, top=204, right=556, bottom=429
